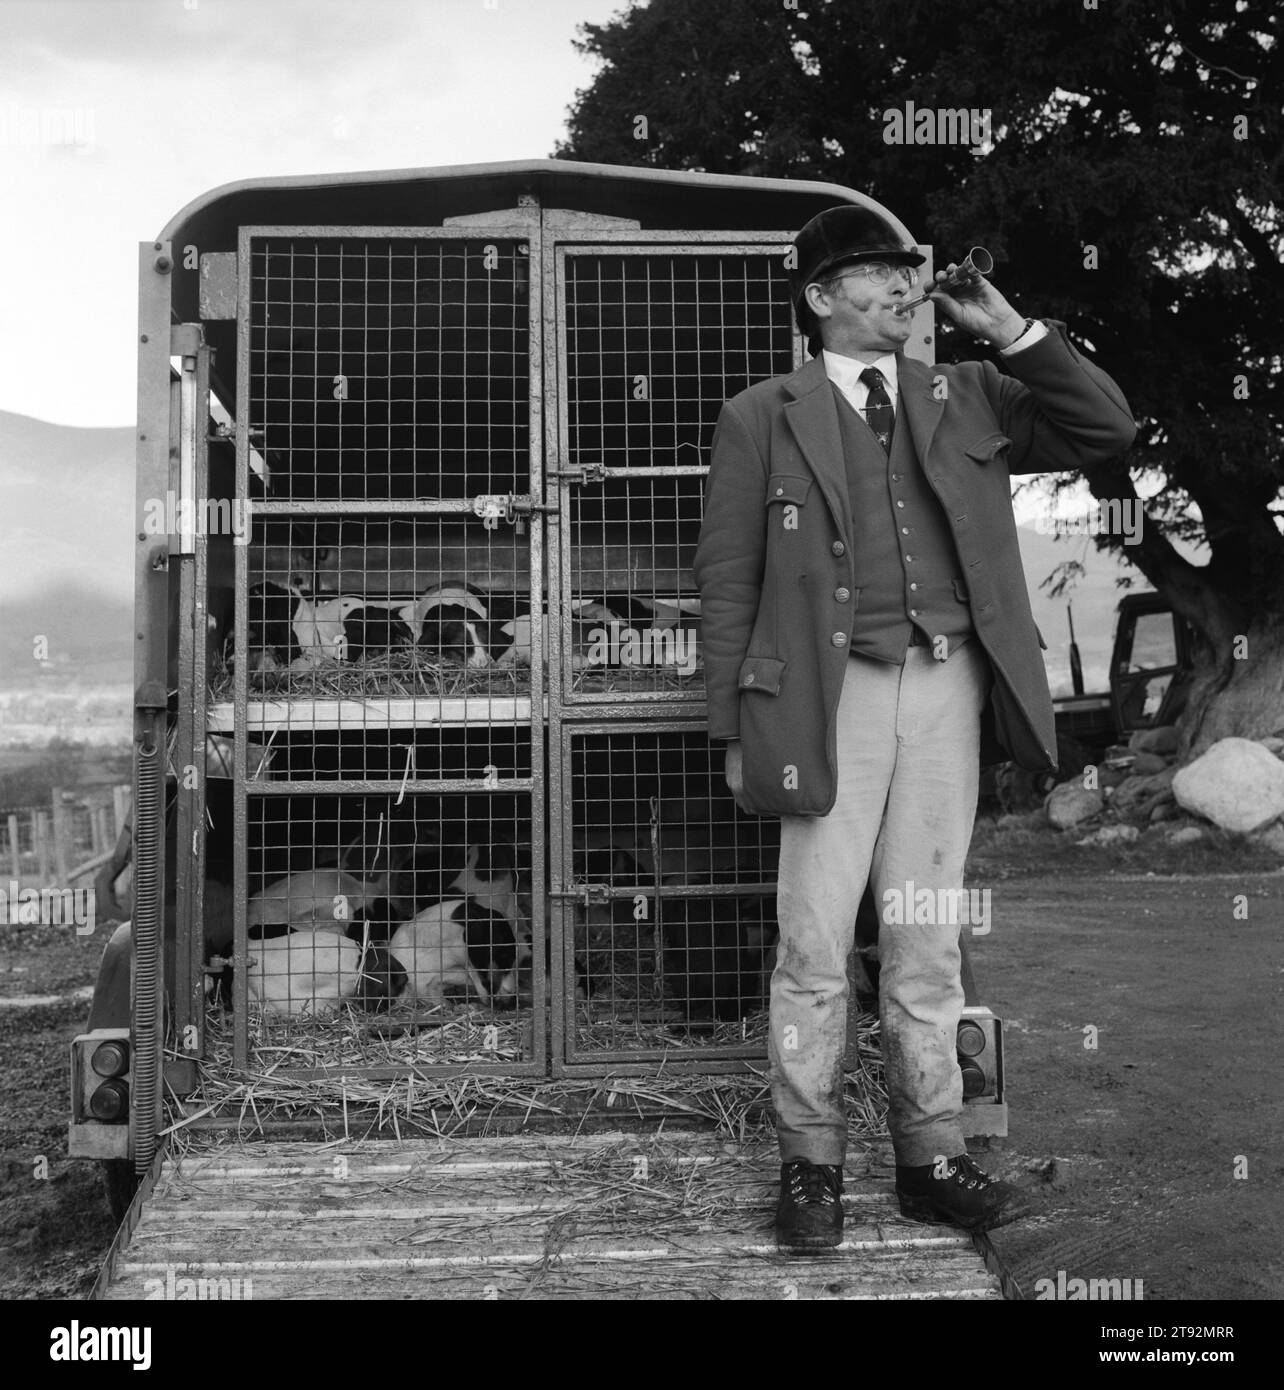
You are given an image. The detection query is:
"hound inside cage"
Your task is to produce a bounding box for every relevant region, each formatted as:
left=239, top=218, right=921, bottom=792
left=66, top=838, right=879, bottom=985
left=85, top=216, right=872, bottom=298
left=210, top=790, right=542, bottom=1067
left=220, top=514, right=540, bottom=707
left=561, top=473, right=707, bottom=699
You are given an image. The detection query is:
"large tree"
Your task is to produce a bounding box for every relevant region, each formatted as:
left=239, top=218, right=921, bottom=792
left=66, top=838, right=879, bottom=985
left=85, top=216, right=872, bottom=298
left=555, top=0, right=1283, bottom=754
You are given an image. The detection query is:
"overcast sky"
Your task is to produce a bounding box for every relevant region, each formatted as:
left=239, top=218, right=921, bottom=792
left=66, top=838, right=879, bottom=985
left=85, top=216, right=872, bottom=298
left=0, top=0, right=625, bottom=428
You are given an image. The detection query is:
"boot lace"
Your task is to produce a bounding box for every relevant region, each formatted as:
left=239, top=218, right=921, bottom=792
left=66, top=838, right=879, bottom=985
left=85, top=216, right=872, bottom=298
left=943, top=1154, right=994, bottom=1192
left=787, top=1164, right=840, bottom=1206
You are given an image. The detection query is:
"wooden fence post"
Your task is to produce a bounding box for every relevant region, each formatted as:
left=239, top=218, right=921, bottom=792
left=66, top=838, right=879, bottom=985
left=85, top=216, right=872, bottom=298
left=92, top=806, right=111, bottom=857
left=5, top=814, right=20, bottom=882
left=34, top=812, right=51, bottom=881
left=50, top=788, right=70, bottom=883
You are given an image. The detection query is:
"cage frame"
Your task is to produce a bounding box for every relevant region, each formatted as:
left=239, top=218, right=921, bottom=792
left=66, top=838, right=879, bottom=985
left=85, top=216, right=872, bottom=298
left=120, top=165, right=941, bottom=1143
left=228, top=222, right=549, bottom=1075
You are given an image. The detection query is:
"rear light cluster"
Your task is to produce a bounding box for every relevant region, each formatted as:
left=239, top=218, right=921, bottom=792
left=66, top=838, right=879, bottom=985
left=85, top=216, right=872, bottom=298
left=956, top=1007, right=1002, bottom=1103
left=88, top=1039, right=130, bottom=1120
left=957, top=1019, right=988, bottom=1097
left=69, top=1029, right=132, bottom=1159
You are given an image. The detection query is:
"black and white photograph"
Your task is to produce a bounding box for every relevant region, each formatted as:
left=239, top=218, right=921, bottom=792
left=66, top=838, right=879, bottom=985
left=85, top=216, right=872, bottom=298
left=0, top=0, right=1278, bottom=1341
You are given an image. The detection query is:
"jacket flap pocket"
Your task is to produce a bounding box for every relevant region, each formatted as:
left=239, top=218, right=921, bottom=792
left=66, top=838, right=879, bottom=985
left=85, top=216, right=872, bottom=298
left=765, top=474, right=813, bottom=506
left=964, top=432, right=1012, bottom=463
left=738, top=655, right=787, bottom=695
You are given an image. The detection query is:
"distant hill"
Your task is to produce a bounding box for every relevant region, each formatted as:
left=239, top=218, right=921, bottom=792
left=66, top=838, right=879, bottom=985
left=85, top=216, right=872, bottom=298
left=0, top=412, right=135, bottom=692
left=0, top=584, right=135, bottom=686
left=0, top=411, right=135, bottom=607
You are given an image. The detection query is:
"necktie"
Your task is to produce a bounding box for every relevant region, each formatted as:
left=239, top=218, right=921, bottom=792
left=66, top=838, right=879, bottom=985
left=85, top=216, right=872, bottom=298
left=859, top=366, right=894, bottom=455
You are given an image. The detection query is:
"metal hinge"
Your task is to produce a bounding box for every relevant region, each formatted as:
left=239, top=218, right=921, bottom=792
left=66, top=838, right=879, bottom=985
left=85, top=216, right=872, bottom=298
left=134, top=680, right=168, bottom=715
left=548, top=462, right=607, bottom=487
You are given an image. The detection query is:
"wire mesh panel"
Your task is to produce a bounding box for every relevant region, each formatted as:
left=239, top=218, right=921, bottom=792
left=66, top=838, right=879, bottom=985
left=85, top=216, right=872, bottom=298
left=554, top=725, right=781, bottom=1069
left=221, top=791, right=543, bottom=1072
left=212, top=224, right=805, bottom=1083
left=554, top=245, right=796, bottom=706
left=561, top=249, right=792, bottom=472
left=226, top=228, right=544, bottom=1079
left=246, top=233, right=532, bottom=500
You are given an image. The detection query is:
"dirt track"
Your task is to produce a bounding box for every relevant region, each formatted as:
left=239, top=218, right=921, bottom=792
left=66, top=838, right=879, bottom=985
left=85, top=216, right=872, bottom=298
left=967, top=872, right=1282, bottom=1301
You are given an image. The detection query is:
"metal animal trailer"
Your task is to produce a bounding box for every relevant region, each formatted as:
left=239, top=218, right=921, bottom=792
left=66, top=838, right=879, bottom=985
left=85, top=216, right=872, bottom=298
left=76, top=161, right=1010, bottom=1299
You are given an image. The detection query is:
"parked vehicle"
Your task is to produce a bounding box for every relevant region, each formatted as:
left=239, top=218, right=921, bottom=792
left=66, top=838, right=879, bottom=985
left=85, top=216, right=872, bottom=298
left=986, top=591, right=1196, bottom=812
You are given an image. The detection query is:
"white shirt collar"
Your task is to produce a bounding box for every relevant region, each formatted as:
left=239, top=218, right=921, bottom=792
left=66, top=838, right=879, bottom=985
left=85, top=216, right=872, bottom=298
left=822, top=348, right=899, bottom=398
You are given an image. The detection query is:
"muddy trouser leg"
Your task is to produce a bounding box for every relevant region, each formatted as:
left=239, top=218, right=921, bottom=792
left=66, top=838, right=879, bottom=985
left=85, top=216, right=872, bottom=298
left=870, top=641, right=994, bottom=1167
left=770, top=652, right=901, bottom=1166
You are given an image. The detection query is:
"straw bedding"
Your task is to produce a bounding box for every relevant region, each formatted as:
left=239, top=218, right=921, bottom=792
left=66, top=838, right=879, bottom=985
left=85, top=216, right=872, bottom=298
left=208, top=648, right=703, bottom=702
left=163, top=999, right=888, bottom=1146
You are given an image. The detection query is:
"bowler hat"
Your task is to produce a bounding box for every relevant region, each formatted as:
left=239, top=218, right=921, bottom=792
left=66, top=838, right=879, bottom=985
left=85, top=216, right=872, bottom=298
left=790, top=205, right=925, bottom=334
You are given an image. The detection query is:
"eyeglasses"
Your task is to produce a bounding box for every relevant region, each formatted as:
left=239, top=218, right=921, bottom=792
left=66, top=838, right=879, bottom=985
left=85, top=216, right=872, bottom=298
left=828, top=263, right=919, bottom=289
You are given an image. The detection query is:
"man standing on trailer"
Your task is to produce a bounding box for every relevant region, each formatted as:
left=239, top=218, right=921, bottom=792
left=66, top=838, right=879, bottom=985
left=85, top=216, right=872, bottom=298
left=693, top=206, right=1136, bottom=1248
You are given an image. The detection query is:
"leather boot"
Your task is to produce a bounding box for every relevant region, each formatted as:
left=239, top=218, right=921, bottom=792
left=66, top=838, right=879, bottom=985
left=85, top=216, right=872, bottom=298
left=895, top=1152, right=1030, bottom=1232
left=775, top=1160, right=844, bottom=1249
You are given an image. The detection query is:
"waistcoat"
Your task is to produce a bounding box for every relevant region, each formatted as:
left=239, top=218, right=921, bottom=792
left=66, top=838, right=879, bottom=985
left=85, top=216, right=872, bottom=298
left=832, top=382, right=975, bottom=662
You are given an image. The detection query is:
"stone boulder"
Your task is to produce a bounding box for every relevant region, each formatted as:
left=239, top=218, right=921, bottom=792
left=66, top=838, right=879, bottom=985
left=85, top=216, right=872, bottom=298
left=1109, top=767, right=1177, bottom=821
left=1252, top=821, right=1284, bottom=859
left=1172, top=738, right=1284, bottom=834
left=1166, top=825, right=1206, bottom=846
left=1261, top=736, right=1284, bottom=758
left=1045, top=782, right=1103, bottom=830
left=1131, top=750, right=1172, bottom=776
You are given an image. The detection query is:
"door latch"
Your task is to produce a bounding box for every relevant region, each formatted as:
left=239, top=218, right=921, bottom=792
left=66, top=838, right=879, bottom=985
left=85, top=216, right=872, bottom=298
left=548, top=462, right=607, bottom=487
left=473, top=494, right=556, bottom=533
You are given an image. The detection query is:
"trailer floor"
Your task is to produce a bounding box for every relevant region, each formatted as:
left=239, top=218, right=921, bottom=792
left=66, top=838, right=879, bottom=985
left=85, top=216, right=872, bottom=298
left=94, top=1131, right=1007, bottom=1300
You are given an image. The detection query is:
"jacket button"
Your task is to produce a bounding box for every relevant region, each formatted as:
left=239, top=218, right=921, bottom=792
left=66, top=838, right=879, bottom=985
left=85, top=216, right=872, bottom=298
left=896, top=499, right=905, bottom=508
left=744, top=672, right=756, bottom=684
left=910, top=582, right=919, bottom=591
left=835, top=587, right=850, bottom=602
left=910, top=608, right=919, bottom=617
left=831, top=541, right=845, bottom=557
left=832, top=632, right=847, bottom=647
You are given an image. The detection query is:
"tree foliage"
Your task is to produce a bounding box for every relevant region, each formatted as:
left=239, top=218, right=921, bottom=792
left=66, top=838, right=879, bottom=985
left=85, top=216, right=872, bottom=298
left=556, top=0, right=1282, bottom=734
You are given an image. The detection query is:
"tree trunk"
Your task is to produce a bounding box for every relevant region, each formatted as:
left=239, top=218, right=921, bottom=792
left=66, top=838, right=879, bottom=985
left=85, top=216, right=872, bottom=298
left=1179, top=616, right=1284, bottom=759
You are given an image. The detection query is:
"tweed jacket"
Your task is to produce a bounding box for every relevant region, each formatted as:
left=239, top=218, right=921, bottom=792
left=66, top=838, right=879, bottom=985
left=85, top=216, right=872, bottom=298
left=692, top=320, right=1137, bottom=817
